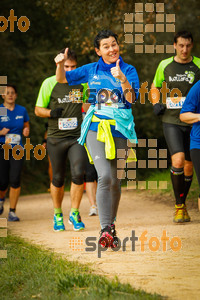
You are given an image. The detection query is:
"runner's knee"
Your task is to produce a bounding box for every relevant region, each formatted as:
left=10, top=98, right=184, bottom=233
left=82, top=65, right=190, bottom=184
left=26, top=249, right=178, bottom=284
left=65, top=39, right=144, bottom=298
left=111, top=178, right=120, bottom=191
left=10, top=181, right=21, bottom=188
left=171, top=153, right=185, bottom=168
left=98, top=172, right=112, bottom=188
left=0, top=182, right=9, bottom=191
left=184, top=160, right=193, bottom=176
left=71, top=171, right=84, bottom=185
left=9, top=174, right=21, bottom=188
left=52, top=175, right=64, bottom=188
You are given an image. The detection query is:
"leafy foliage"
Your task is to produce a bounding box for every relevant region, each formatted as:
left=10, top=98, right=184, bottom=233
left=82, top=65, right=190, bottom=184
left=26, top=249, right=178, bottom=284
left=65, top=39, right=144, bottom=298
left=1, top=0, right=200, bottom=192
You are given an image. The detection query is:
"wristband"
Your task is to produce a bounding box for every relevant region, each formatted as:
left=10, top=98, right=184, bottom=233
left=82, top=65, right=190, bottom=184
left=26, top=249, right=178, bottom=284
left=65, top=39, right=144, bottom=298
left=42, top=139, right=47, bottom=144
left=120, top=78, right=127, bottom=84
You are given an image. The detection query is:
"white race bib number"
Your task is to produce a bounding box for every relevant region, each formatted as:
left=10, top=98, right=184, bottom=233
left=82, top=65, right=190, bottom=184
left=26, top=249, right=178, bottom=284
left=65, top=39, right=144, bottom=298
left=5, top=134, right=21, bottom=144
left=95, top=101, right=125, bottom=109
left=58, top=118, right=78, bottom=130
left=166, top=97, right=186, bottom=109
left=96, top=103, right=119, bottom=108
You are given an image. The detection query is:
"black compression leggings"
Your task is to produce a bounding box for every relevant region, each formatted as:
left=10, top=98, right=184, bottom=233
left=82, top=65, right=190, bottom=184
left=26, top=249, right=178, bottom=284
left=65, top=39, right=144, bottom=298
left=0, top=147, right=24, bottom=190
left=84, top=157, right=98, bottom=182
left=47, top=137, right=87, bottom=187
left=163, top=123, right=191, bottom=161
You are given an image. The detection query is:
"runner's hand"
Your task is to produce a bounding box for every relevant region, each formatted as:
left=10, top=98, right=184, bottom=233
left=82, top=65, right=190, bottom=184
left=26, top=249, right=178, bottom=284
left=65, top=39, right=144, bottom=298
left=50, top=107, right=64, bottom=118
left=111, top=59, right=126, bottom=82
left=23, top=127, right=30, bottom=137
left=0, top=128, right=10, bottom=135
left=153, top=103, right=166, bottom=116
left=42, top=141, right=47, bottom=149
left=54, top=48, right=68, bottom=65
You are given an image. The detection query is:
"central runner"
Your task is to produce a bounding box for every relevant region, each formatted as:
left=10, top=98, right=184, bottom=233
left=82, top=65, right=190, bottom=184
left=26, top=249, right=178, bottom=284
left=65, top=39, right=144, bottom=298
left=55, top=30, right=139, bottom=248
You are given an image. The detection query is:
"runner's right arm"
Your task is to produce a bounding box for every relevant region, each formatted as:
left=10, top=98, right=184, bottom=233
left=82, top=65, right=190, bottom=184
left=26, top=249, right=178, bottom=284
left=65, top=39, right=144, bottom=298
left=55, top=48, right=68, bottom=83
left=35, top=106, right=51, bottom=118
left=35, top=76, right=59, bottom=118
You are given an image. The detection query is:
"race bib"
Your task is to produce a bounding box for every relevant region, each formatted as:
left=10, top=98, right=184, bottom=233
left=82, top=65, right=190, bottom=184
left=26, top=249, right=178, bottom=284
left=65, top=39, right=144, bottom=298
left=58, top=118, right=78, bottom=130
left=95, top=99, right=125, bottom=109
left=166, top=97, right=186, bottom=109
left=5, top=134, right=21, bottom=144
left=96, top=103, right=119, bottom=108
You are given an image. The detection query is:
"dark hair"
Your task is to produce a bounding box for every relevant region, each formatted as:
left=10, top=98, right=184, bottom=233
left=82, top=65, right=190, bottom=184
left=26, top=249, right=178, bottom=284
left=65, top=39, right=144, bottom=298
left=59, top=48, right=77, bottom=62
left=6, top=84, right=17, bottom=93
left=94, top=30, right=118, bottom=49
left=174, top=31, right=193, bottom=43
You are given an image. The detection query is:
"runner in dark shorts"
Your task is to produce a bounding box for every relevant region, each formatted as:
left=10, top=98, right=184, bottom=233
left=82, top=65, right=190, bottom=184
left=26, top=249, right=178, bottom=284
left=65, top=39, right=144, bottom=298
left=151, top=31, right=200, bottom=223
left=35, top=49, right=88, bottom=231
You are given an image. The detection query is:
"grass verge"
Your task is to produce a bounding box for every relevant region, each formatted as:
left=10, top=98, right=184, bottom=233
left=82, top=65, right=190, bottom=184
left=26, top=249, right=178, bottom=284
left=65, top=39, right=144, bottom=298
left=144, top=169, right=199, bottom=202
left=0, top=234, right=163, bottom=300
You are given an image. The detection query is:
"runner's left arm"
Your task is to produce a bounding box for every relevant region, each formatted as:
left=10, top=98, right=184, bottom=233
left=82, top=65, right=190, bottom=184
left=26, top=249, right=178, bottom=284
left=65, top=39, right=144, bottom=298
left=23, top=121, right=30, bottom=137
left=23, top=107, right=30, bottom=137
left=180, top=112, right=200, bottom=124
